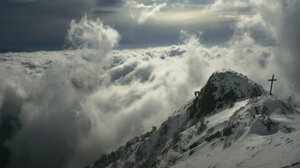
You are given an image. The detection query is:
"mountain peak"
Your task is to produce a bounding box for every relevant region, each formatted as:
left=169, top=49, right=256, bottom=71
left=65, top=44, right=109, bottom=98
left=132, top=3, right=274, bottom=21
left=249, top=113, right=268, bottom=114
left=86, top=71, right=300, bottom=168
left=207, top=70, right=266, bottom=99
left=188, top=70, right=266, bottom=122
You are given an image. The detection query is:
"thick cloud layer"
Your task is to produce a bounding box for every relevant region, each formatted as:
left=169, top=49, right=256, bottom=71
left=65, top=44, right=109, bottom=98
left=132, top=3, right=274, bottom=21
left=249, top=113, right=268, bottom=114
left=0, top=0, right=300, bottom=168
left=0, top=16, right=121, bottom=168
left=0, top=15, right=195, bottom=168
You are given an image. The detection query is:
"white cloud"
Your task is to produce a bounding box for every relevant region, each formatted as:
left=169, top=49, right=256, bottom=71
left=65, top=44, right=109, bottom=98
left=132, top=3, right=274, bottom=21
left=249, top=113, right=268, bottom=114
left=66, top=15, right=120, bottom=56
left=126, top=1, right=167, bottom=24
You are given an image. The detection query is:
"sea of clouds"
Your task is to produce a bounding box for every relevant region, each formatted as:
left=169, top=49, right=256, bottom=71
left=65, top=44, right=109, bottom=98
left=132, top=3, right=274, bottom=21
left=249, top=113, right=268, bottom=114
left=0, top=0, right=299, bottom=168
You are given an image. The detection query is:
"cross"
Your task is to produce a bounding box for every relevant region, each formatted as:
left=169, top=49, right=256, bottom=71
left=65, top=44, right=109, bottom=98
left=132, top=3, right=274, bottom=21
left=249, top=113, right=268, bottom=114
left=268, top=74, right=277, bottom=95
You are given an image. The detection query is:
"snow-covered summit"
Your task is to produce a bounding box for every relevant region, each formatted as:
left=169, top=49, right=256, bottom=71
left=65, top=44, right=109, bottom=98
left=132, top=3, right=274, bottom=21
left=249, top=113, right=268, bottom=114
left=86, top=71, right=300, bottom=168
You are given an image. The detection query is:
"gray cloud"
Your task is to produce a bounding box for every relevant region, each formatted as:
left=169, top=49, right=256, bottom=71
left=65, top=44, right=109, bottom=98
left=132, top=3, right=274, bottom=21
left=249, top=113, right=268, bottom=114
left=0, top=81, right=23, bottom=167
left=110, top=62, right=138, bottom=83
left=278, top=0, right=300, bottom=93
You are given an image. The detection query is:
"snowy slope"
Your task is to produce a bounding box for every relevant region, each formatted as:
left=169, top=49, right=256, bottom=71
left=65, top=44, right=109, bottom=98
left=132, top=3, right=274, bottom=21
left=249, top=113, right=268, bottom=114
left=174, top=95, right=300, bottom=168
left=86, top=71, right=300, bottom=168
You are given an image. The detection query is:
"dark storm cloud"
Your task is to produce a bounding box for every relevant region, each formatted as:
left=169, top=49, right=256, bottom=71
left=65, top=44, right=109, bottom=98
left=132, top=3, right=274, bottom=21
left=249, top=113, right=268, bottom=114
left=95, top=0, right=124, bottom=7
left=0, top=0, right=93, bottom=51
left=0, top=0, right=237, bottom=51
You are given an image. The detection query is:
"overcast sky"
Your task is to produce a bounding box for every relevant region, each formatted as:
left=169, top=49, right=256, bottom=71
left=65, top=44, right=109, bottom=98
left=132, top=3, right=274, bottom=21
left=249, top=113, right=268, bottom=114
left=0, top=0, right=238, bottom=51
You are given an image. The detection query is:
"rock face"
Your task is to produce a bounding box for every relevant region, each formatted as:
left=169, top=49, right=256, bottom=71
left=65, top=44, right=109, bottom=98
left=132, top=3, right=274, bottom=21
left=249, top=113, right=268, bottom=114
left=188, top=71, right=265, bottom=123
left=86, top=71, right=300, bottom=168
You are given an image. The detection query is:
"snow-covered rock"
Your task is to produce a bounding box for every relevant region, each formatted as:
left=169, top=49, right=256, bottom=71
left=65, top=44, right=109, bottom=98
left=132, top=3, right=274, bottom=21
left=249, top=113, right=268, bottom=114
left=86, top=70, right=300, bottom=168
left=187, top=71, right=265, bottom=125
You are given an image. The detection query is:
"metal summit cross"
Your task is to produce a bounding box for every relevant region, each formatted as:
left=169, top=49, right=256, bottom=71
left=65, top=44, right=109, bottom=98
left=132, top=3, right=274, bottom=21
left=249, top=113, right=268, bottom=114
left=268, top=74, right=277, bottom=95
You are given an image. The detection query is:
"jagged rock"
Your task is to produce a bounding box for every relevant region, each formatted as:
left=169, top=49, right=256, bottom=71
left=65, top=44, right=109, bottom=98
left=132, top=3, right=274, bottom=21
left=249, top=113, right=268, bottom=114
left=188, top=71, right=265, bottom=123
